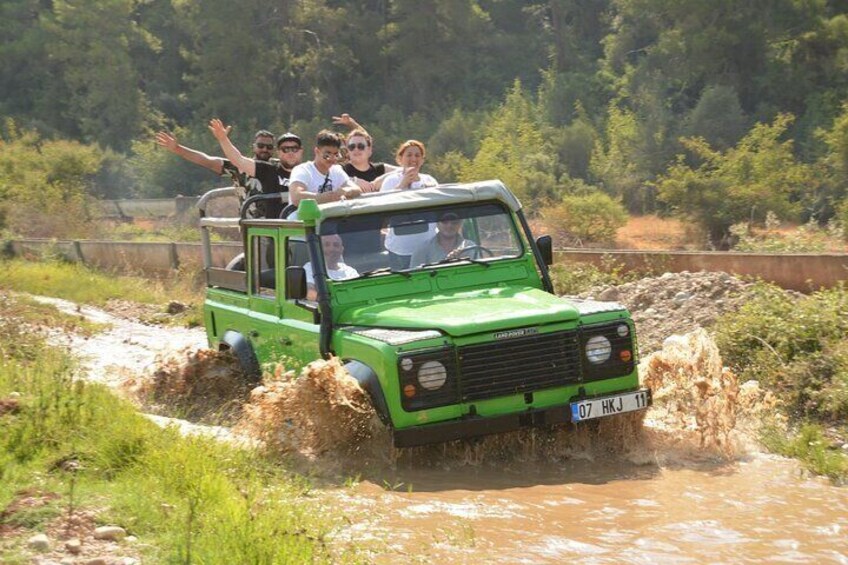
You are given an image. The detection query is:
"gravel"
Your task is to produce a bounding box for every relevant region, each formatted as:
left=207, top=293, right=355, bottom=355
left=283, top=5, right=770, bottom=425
left=577, top=270, right=759, bottom=355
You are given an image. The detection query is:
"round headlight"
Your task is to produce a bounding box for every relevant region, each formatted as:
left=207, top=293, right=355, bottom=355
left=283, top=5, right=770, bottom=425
left=586, top=335, right=612, bottom=364
left=617, top=324, right=630, bottom=337
left=400, top=357, right=413, bottom=372
left=417, top=360, right=447, bottom=390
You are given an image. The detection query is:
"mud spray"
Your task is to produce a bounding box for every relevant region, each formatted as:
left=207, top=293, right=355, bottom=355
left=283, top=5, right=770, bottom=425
left=144, top=329, right=782, bottom=471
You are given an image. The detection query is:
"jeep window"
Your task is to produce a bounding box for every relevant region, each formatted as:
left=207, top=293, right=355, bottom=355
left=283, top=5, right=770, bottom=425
left=319, top=202, right=523, bottom=277
left=251, top=235, right=276, bottom=298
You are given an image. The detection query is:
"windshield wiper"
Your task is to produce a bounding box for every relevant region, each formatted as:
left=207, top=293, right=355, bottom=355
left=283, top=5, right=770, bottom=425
left=357, top=266, right=412, bottom=279
left=431, top=256, right=491, bottom=268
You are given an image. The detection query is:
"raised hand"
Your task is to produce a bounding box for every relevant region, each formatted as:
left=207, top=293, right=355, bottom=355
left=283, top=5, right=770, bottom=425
left=331, top=113, right=359, bottom=130
left=155, top=131, right=179, bottom=152
left=208, top=118, right=232, bottom=141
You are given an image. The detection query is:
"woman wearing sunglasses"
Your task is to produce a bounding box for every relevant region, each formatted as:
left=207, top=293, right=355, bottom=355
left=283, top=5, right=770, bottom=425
left=342, top=128, right=398, bottom=193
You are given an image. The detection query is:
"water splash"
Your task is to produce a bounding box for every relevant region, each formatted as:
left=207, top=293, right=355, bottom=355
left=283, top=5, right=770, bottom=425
left=148, top=330, right=777, bottom=469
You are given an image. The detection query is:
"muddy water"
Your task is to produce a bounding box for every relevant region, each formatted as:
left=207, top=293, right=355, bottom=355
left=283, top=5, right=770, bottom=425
left=35, top=298, right=847, bottom=563
left=329, top=455, right=848, bottom=563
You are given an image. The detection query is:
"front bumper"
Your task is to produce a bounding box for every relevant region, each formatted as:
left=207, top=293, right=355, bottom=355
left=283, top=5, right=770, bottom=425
left=392, top=388, right=652, bottom=448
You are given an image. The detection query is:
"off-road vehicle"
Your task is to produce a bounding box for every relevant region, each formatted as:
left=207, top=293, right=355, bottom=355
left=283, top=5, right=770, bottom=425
left=198, top=181, right=650, bottom=446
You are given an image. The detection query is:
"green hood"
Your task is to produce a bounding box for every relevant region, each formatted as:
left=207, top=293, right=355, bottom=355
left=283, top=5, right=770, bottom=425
left=337, top=286, right=579, bottom=337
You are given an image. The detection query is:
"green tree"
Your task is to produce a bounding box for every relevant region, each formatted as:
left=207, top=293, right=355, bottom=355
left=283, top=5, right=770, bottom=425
left=459, top=81, right=558, bottom=205
left=43, top=0, right=155, bottom=151
left=0, top=121, right=103, bottom=237
left=684, top=85, right=748, bottom=151
left=656, top=114, right=811, bottom=245
left=590, top=104, right=655, bottom=212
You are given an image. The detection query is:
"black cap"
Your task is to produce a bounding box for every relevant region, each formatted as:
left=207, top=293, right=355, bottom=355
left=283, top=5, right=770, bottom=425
left=439, top=211, right=460, bottom=221
left=276, top=132, right=302, bottom=147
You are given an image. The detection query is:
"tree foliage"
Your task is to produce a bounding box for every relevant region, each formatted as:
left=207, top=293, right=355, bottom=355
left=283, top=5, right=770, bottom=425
left=0, top=0, right=846, bottom=230
left=656, top=114, right=811, bottom=245
left=0, top=120, right=103, bottom=237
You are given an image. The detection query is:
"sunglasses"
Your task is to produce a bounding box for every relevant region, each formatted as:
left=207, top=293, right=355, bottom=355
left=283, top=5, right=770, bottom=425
left=320, top=151, right=340, bottom=161
left=347, top=142, right=368, bottom=151
left=255, top=142, right=274, bottom=150
left=278, top=146, right=300, bottom=153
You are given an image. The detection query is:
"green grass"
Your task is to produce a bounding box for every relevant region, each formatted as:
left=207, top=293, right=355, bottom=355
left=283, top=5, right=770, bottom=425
left=762, top=424, right=848, bottom=484
left=0, top=297, right=336, bottom=563
left=0, top=258, right=203, bottom=327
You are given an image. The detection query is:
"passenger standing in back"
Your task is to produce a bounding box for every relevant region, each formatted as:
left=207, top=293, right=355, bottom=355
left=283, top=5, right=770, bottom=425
left=380, top=140, right=439, bottom=269
left=286, top=130, right=363, bottom=219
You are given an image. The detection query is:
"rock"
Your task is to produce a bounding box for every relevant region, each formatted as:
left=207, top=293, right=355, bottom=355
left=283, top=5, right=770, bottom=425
left=28, top=533, right=50, bottom=552
left=125, top=535, right=137, bottom=543
left=85, top=558, right=109, bottom=565
left=643, top=308, right=657, bottom=316
left=166, top=301, right=187, bottom=314
left=598, top=287, right=620, bottom=301
left=65, top=538, right=82, bottom=554
left=672, top=291, right=692, bottom=304
left=9, top=391, right=21, bottom=399
left=93, top=525, right=127, bottom=541
left=61, top=558, right=76, bottom=565
left=118, top=558, right=140, bottom=565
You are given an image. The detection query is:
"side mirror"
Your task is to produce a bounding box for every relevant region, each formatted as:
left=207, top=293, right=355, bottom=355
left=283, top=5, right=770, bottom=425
left=536, top=235, right=553, bottom=266
left=285, top=266, right=307, bottom=300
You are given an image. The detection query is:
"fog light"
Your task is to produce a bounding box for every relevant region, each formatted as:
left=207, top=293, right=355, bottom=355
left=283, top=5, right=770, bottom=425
left=400, top=357, right=413, bottom=371
left=403, top=384, right=416, bottom=398
left=585, top=335, right=612, bottom=364
left=417, top=360, right=447, bottom=390
left=620, top=349, right=632, bottom=362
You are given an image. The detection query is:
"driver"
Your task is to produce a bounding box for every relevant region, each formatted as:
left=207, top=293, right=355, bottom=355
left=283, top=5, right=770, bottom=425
left=303, top=234, right=359, bottom=300
left=409, top=212, right=476, bottom=268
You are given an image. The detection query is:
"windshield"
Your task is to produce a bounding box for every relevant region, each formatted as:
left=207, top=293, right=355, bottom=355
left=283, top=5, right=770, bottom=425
left=316, top=202, right=524, bottom=279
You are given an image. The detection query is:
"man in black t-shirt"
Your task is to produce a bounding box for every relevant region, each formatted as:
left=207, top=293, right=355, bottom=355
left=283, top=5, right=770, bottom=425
left=155, top=128, right=302, bottom=218
left=244, top=132, right=304, bottom=218
left=207, top=122, right=305, bottom=219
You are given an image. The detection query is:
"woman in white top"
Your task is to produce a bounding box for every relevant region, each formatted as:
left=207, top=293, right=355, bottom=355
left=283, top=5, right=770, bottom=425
left=379, top=140, right=439, bottom=269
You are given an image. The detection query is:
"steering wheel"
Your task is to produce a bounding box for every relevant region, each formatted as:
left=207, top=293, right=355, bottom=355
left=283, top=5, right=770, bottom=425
left=451, top=245, right=494, bottom=260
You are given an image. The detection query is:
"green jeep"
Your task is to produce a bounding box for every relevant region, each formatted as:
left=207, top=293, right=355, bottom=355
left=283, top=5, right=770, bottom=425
left=197, top=180, right=650, bottom=447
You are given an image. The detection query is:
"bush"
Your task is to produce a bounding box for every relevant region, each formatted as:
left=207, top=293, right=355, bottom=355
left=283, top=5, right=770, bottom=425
left=714, top=282, right=848, bottom=421
left=549, top=256, right=636, bottom=295
left=543, top=191, right=628, bottom=245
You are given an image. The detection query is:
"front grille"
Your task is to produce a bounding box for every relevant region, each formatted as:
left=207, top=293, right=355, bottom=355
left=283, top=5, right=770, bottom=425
left=458, top=330, right=581, bottom=401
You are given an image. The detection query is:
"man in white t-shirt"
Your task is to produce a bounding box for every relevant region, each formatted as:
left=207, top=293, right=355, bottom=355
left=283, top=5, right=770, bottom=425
left=303, top=234, right=359, bottom=300
left=287, top=130, right=362, bottom=219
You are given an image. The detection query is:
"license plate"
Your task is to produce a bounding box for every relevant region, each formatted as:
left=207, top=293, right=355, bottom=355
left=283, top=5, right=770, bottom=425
left=570, top=389, right=651, bottom=423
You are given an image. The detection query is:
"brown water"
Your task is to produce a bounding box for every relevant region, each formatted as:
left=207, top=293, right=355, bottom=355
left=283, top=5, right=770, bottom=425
left=259, top=331, right=848, bottom=563
left=327, top=455, right=848, bottom=563
left=41, top=297, right=846, bottom=563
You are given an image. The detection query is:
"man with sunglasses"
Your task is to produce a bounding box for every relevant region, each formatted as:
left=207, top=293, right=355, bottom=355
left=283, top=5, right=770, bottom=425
left=207, top=119, right=305, bottom=218
left=286, top=130, right=362, bottom=219
left=156, top=128, right=282, bottom=214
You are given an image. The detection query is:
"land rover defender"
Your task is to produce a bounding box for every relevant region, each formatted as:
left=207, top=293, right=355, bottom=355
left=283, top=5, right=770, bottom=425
left=197, top=180, right=650, bottom=447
